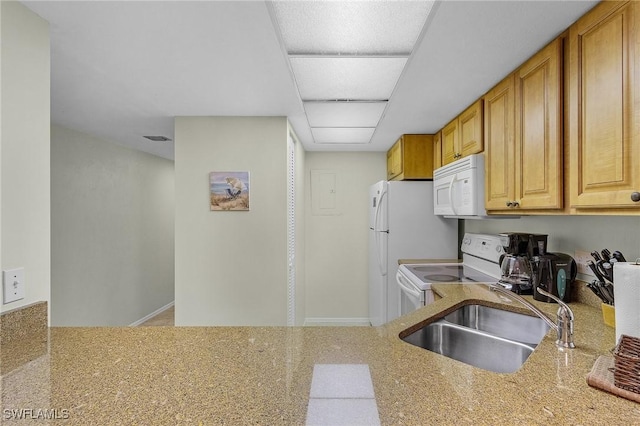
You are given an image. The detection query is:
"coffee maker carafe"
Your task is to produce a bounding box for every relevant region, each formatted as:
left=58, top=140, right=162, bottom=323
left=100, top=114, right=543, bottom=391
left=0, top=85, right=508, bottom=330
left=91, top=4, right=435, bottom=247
left=498, top=233, right=548, bottom=294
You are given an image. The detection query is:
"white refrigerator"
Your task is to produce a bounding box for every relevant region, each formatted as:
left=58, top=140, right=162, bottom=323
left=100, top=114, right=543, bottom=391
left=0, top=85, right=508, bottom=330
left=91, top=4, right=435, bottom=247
left=368, top=181, right=458, bottom=326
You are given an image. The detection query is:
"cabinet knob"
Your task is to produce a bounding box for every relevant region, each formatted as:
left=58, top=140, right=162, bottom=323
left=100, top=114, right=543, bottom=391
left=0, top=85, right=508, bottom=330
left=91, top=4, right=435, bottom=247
left=632, top=192, right=640, bottom=202
left=506, top=201, right=513, bottom=207
left=512, top=201, right=520, bottom=208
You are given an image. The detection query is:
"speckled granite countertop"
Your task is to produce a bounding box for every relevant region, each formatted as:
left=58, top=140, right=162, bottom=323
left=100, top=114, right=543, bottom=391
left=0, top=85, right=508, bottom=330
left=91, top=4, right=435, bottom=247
left=2, top=284, right=639, bottom=425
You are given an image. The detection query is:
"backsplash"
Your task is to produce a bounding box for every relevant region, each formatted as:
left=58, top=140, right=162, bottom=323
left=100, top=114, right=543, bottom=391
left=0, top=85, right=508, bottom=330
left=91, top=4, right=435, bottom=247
left=465, top=215, right=640, bottom=309
left=0, top=301, right=48, bottom=375
left=464, top=215, right=640, bottom=264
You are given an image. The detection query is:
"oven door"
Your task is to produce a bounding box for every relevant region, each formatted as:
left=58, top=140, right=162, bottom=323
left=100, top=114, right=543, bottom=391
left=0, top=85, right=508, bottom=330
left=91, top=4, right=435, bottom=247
left=396, top=270, right=431, bottom=316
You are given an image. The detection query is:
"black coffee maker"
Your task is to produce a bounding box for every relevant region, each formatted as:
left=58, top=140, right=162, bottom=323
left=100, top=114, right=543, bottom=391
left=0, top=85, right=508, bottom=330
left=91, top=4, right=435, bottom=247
left=533, top=252, right=577, bottom=303
left=498, top=233, right=548, bottom=294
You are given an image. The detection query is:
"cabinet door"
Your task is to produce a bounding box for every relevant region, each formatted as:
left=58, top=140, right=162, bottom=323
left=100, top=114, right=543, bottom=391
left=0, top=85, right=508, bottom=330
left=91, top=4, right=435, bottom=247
left=459, top=100, right=484, bottom=158
left=515, top=38, right=563, bottom=209
left=387, top=139, right=403, bottom=180
left=433, top=131, right=442, bottom=170
left=569, top=1, right=640, bottom=208
left=484, top=75, right=516, bottom=210
left=442, top=119, right=458, bottom=166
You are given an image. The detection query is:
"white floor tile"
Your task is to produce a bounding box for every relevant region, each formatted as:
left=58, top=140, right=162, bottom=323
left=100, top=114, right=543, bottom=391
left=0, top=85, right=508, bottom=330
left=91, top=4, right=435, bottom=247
left=309, top=364, right=375, bottom=399
left=305, top=398, right=381, bottom=426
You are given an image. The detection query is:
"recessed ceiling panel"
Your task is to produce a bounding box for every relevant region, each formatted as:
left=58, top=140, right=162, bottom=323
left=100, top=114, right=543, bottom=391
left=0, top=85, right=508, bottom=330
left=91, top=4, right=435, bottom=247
left=291, top=57, right=407, bottom=100
left=272, top=1, right=434, bottom=55
left=304, top=102, right=387, bottom=128
left=311, top=128, right=375, bottom=144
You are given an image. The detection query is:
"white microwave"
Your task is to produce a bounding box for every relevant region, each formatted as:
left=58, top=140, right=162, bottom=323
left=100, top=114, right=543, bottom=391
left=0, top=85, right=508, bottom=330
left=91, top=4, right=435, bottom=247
left=433, top=154, right=487, bottom=218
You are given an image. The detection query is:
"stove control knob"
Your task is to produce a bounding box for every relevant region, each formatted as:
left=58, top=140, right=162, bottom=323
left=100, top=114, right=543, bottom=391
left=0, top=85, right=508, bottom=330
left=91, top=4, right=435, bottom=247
left=463, top=237, right=471, bottom=245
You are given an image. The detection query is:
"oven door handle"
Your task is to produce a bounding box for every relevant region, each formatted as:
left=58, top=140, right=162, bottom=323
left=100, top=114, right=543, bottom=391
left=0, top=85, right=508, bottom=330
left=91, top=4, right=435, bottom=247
left=396, top=270, right=422, bottom=300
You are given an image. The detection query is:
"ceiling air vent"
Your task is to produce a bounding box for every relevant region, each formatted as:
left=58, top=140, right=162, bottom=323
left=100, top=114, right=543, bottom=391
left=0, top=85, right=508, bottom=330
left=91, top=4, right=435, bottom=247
left=143, top=135, right=172, bottom=142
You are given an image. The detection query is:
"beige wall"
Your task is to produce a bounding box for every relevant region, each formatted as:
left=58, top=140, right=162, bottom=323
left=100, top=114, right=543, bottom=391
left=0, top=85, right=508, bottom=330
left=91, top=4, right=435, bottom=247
left=291, top=128, right=307, bottom=326
left=174, top=117, right=290, bottom=325
left=0, top=2, right=50, bottom=313
left=50, top=125, right=175, bottom=326
left=304, top=152, right=386, bottom=325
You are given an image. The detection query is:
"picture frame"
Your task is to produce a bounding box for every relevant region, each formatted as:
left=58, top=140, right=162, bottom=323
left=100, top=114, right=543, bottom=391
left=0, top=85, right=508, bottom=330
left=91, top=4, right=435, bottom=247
left=209, top=171, right=250, bottom=211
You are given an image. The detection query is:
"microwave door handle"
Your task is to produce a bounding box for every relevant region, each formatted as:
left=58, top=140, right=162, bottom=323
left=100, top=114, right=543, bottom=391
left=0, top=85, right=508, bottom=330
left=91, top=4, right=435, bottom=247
left=448, top=174, right=458, bottom=215
left=396, top=271, right=422, bottom=300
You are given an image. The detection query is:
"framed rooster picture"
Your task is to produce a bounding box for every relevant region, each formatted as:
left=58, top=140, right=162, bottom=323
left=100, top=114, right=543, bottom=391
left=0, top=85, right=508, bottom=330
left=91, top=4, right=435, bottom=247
left=209, top=171, right=250, bottom=211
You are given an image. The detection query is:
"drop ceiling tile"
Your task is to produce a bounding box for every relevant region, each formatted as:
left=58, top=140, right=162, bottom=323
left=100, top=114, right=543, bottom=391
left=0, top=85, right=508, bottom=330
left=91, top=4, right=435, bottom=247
left=311, top=128, right=375, bottom=144
left=304, top=102, right=386, bottom=128
left=272, top=1, right=434, bottom=55
left=291, top=57, right=407, bottom=100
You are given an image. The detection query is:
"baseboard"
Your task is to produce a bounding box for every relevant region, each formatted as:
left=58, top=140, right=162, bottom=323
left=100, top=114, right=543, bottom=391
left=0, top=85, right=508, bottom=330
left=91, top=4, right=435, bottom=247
left=303, top=317, right=371, bottom=327
left=130, top=301, right=175, bottom=326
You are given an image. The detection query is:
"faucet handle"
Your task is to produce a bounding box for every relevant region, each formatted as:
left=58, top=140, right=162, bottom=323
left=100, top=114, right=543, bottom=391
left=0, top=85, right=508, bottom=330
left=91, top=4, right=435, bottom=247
left=536, top=287, right=575, bottom=349
left=535, top=287, right=574, bottom=318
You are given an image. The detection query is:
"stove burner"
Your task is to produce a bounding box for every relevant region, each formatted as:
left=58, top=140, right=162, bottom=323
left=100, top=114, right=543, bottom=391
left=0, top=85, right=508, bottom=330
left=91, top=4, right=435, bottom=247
left=423, top=274, right=461, bottom=282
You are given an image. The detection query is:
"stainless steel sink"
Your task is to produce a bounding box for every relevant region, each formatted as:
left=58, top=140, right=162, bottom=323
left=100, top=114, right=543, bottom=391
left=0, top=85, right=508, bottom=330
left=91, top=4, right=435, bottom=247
left=443, top=304, right=551, bottom=345
left=402, top=304, right=551, bottom=373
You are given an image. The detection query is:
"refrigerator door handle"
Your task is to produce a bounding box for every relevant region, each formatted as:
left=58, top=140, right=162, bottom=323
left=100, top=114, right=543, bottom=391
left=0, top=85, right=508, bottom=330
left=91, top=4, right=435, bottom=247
left=374, top=189, right=388, bottom=276
left=373, top=189, right=387, bottom=232
left=375, top=230, right=387, bottom=276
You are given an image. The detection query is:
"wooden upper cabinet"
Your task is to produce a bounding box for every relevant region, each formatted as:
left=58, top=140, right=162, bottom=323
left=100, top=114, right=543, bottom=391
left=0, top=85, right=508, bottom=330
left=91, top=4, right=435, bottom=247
left=484, top=75, right=516, bottom=210
left=433, top=131, right=442, bottom=170
left=442, top=119, right=458, bottom=165
left=515, top=37, right=564, bottom=210
left=386, top=134, right=434, bottom=181
left=485, top=37, right=564, bottom=213
left=459, top=100, right=484, bottom=158
left=441, top=100, right=484, bottom=166
left=387, top=141, right=402, bottom=180
left=569, top=0, right=640, bottom=209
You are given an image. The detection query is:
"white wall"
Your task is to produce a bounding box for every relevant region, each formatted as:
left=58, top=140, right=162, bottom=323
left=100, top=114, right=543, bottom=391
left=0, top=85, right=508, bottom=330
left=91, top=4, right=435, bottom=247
left=304, top=152, right=386, bottom=325
left=50, top=125, right=175, bottom=326
left=0, top=2, right=50, bottom=314
left=174, top=117, right=290, bottom=326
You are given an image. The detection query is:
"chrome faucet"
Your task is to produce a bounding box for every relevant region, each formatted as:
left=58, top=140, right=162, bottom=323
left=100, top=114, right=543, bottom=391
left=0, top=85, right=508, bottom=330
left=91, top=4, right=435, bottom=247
left=489, top=284, right=575, bottom=349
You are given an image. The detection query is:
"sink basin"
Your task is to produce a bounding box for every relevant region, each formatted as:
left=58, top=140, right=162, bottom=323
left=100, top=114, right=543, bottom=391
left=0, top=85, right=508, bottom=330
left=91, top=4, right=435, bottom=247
left=403, top=321, right=535, bottom=373
left=443, top=304, right=551, bottom=345
left=401, top=304, right=552, bottom=373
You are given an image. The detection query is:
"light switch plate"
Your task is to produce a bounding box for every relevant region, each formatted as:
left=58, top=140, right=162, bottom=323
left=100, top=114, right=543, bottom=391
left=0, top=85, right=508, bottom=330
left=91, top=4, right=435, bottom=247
left=3, top=268, right=25, bottom=304
left=574, top=250, right=595, bottom=277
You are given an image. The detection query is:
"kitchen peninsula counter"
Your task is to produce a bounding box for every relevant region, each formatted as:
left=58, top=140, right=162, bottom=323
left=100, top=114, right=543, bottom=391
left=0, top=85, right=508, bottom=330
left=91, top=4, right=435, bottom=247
left=2, top=284, right=639, bottom=425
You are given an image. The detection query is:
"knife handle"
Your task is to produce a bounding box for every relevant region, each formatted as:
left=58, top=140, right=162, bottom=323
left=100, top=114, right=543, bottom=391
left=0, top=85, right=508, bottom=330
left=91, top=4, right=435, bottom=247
left=587, top=260, right=607, bottom=283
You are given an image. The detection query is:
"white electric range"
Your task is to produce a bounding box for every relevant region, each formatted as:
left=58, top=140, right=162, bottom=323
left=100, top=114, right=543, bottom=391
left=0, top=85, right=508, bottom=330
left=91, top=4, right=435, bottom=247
left=396, top=233, right=504, bottom=315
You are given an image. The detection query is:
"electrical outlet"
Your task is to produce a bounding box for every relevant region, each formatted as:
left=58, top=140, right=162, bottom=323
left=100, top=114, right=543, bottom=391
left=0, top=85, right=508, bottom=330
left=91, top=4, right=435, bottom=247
left=574, top=250, right=595, bottom=277
left=3, top=268, right=25, bottom=304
